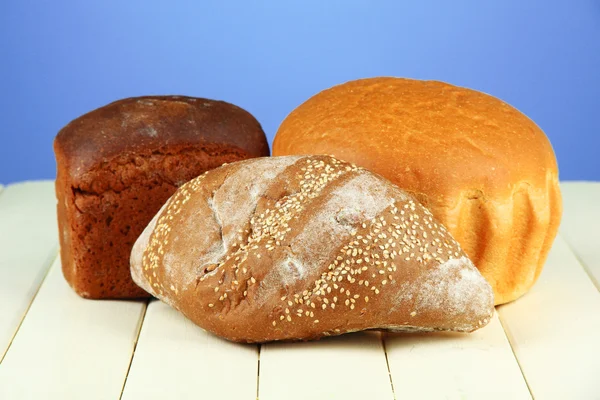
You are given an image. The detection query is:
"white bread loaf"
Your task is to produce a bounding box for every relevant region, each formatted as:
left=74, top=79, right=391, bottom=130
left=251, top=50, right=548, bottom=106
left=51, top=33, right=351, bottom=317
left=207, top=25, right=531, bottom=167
left=273, top=77, right=562, bottom=305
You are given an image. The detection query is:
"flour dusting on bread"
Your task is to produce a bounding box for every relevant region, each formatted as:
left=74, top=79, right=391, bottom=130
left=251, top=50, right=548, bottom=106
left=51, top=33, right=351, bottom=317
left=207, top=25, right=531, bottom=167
left=212, top=156, right=300, bottom=248
left=130, top=155, right=495, bottom=342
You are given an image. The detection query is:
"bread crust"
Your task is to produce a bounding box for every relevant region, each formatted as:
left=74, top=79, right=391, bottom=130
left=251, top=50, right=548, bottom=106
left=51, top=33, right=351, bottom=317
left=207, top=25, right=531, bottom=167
left=54, top=96, right=269, bottom=298
left=273, top=77, right=562, bottom=304
left=131, top=155, right=494, bottom=342
left=56, top=96, right=269, bottom=186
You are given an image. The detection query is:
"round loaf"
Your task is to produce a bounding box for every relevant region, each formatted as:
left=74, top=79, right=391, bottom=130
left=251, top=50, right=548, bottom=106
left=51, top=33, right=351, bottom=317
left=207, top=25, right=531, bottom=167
left=131, top=155, right=494, bottom=343
left=273, top=77, right=562, bottom=305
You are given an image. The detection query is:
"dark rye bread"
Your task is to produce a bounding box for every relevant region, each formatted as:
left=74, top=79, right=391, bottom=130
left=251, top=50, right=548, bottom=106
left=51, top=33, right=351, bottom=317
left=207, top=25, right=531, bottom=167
left=131, top=155, right=494, bottom=342
left=54, top=96, right=269, bottom=299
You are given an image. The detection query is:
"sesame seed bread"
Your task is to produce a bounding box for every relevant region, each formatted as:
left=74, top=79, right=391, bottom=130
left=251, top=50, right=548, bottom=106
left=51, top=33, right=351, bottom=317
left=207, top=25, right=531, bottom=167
left=130, top=155, right=494, bottom=343
left=273, top=77, right=562, bottom=305
left=54, top=96, right=269, bottom=299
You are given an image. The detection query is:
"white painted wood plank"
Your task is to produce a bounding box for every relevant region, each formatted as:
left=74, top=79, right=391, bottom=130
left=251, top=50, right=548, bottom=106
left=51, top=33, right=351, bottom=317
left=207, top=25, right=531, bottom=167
left=0, top=181, right=58, bottom=360
left=559, top=181, right=600, bottom=290
left=384, top=313, right=531, bottom=399
left=122, top=300, right=258, bottom=400
left=260, top=332, right=394, bottom=400
left=497, top=236, right=600, bottom=399
left=0, top=258, right=146, bottom=400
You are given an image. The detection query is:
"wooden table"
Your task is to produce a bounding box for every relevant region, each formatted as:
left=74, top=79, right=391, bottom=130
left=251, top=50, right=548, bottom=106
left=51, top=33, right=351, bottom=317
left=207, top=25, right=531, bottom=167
left=0, top=181, right=598, bottom=400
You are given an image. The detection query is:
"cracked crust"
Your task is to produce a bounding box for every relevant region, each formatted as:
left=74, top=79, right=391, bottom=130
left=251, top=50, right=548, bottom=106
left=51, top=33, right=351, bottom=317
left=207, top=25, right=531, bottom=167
left=273, top=77, right=562, bottom=304
left=130, top=155, right=494, bottom=343
left=54, top=96, right=269, bottom=299
left=56, top=96, right=269, bottom=186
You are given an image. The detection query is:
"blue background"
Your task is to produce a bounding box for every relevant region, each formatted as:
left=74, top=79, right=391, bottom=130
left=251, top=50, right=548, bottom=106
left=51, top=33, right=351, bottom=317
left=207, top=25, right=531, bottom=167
left=1, top=1, right=599, bottom=184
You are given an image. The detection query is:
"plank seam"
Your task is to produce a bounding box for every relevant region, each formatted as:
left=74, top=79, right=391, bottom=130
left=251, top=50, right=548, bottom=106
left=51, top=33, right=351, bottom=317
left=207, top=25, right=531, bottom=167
left=380, top=333, right=397, bottom=400
left=559, top=233, right=600, bottom=292
left=256, top=344, right=262, bottom=400
left=118, top=299, right=150, bottom=400
left=0, top=245, right=59, bottom=364
left=496, top=310, right=534, bottom=399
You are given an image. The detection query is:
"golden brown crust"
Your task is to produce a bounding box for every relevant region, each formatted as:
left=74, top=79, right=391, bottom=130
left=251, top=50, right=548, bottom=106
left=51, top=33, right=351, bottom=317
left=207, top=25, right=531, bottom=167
left=131, top=155, right=494, bottom=343
left=272, top=77, right=562, bottom=304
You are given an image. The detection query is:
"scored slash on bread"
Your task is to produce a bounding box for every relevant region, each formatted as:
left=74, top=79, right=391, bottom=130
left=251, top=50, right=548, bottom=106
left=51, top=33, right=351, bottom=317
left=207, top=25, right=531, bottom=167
left=131, top=155, right=494, bottom=343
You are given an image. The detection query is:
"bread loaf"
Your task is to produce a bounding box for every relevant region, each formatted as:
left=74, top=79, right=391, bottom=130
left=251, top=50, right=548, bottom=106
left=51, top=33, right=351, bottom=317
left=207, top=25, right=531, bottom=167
left=273, top=77, right=562, bottom=305
left=131, top=155, right=494, bottom=342
left=54, top=96, right=269, bottom=299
